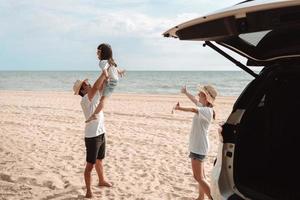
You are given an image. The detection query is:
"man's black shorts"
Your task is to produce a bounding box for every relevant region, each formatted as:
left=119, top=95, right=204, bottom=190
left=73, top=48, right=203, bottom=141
left=85, top=134, right=105, bottom=164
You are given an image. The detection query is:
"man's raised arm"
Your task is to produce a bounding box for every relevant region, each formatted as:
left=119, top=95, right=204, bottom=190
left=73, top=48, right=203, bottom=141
left=88, top=73, right=106, bottom=101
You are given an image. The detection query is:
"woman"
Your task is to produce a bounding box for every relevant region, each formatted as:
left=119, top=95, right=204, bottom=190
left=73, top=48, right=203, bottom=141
left=174, top=85, right=217, bottom=200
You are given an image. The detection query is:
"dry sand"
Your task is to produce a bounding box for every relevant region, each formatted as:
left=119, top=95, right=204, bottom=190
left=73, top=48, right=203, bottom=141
left=0, top=91, right=236, bottom=200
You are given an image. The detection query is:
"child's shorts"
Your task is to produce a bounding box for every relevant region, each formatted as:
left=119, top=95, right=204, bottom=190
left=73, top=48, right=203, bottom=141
left=103, top=80, right=118, bottom=97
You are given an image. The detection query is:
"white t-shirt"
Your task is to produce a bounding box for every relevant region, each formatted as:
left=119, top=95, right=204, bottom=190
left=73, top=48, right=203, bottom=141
left=99, top=60, right=119, bottom=82
left=189, top=106, right=213, bottom=155
left=80, top=91, right=105, bottom=138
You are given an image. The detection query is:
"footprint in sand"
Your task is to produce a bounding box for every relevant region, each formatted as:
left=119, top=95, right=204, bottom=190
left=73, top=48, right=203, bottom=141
left=18, top=177, right=38, bottom=186
left=0, top=173, right=14, bottom=183
left=64, top=180, right=71, bottom=189
left=43, top=180, right=56, bottom=190
left=61, top=156, right=74, bottom=161
left=173, top=186, right=183, bottom=192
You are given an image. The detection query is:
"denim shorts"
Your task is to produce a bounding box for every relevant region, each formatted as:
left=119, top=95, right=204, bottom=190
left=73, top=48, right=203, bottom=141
left=189, top=152, right=206, bottom=161
left=103, top=80, right=118, bottom=97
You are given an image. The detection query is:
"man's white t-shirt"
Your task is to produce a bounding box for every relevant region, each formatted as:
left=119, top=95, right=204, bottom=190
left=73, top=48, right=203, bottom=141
left=189, top=105, right=213, bottom=155
left=80, top=91, right=105, bottom=138
left=99, top=60, right=119, bottom=81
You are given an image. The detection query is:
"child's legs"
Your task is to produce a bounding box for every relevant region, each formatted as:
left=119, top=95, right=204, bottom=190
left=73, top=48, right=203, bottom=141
left=99, top=81, right=106, bottom=93
left=203, top=164, right=207, bottom=179
left=94, top=96, right=107, bottom=114
left=191, top=159, right=212, bottom=199
left=102, top=81, right=117, bottom=97
left=91, top=80, right=116, bottom=118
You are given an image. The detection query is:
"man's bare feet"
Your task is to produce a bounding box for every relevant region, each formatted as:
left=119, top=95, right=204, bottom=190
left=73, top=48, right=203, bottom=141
left=85, top=114, right=97, bottom=123
left=85, top=190, right=93, bottom=198
left=98, top=180, right=112, bottom=187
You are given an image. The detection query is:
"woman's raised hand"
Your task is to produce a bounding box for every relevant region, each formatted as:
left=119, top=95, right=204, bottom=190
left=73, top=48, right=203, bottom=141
left=174, top=102, right=180, bottom=110
left=171, top=102, right=180, bottom=114
left=181, top=85, right=187, bottom=94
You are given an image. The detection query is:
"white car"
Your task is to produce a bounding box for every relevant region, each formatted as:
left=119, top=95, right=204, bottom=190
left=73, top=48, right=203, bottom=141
left=164, top=0, right=300, bottom=199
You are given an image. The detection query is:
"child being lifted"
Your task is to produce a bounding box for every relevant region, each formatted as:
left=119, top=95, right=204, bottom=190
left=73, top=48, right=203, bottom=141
left=85, top=43, right=125, bottom=123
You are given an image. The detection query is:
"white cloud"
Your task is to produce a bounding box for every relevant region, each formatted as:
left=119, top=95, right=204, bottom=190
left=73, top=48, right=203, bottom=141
left=1, top=0, right=240, bottom=39
left=0, top=0, right=245, bottom=70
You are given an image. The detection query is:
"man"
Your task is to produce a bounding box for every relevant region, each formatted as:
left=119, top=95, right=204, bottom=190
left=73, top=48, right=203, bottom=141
left=73, top=74, right=112, bottom=198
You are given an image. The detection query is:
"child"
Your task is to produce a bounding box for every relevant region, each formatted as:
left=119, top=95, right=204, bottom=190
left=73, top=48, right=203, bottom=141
left=85, top=43, right=125, bottom=123
left=174, top=85, right=217, bottom=200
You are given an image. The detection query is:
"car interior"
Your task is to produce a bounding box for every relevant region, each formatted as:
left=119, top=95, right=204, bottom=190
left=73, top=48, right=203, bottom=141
left=234, top=64, right=300, bottom=200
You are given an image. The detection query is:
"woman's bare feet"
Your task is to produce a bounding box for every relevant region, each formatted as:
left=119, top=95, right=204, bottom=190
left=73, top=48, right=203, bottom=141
left=85, top=190, right=93, bottom=198
left=98, top=180, right=112, bottom=187
left=195, top=192, right=204, bottom=200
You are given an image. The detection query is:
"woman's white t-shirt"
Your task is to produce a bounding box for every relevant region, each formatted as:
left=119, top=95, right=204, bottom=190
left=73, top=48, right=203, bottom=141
left=189, top=105, right=213, bottom=155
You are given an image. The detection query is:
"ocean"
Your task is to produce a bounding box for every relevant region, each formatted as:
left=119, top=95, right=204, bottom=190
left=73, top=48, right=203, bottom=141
left=0, top=71, right=257, bottom=96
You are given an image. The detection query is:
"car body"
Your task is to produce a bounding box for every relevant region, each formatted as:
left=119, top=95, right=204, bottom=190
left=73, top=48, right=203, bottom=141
left=164, top=0, right=300, bottom=199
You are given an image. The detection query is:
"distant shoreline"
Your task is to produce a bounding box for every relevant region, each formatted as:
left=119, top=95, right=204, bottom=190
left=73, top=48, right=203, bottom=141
left=0, top=90, right=237, bottom=98
left=0, top=71, right=253, bottom=96
left=0, top=70, right=262, bottom=72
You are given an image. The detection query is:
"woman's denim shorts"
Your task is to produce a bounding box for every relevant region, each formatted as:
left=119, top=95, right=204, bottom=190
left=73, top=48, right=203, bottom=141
left=189, top=152, right=206, bottom=161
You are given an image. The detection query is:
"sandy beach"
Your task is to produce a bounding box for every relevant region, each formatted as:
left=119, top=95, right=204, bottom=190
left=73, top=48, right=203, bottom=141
left=0, top=91, right=236, bottom=200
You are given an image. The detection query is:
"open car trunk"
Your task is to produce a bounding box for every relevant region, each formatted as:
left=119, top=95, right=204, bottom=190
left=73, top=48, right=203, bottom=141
left=163, top=0, right=300, bottom=67
left=234, top=64, right=300, bottom=200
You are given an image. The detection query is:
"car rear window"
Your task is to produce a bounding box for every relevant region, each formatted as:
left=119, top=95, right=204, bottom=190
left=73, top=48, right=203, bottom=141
left=238, top=30, right=271, bottom=46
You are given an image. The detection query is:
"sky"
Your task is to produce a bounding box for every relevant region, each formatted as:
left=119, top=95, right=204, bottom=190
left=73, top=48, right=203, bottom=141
left=0, top=0, right=246, bottom=71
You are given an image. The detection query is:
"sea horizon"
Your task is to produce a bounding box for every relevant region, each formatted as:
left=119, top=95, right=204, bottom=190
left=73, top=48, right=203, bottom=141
left=0, top=69, right=261, bottom=72
left=0, top=70, right=258, bottom=96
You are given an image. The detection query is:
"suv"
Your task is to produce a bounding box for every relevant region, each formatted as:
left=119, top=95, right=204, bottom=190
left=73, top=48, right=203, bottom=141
left=164, top=0, right=300, bottom=199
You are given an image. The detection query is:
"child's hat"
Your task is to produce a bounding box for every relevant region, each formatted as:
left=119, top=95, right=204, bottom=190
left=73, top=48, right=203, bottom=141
left=199, top=85, right=217, bottom=105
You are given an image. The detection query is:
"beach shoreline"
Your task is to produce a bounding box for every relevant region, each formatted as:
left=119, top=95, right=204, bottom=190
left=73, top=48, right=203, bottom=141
left=0, top=91, right=236, bottom=199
